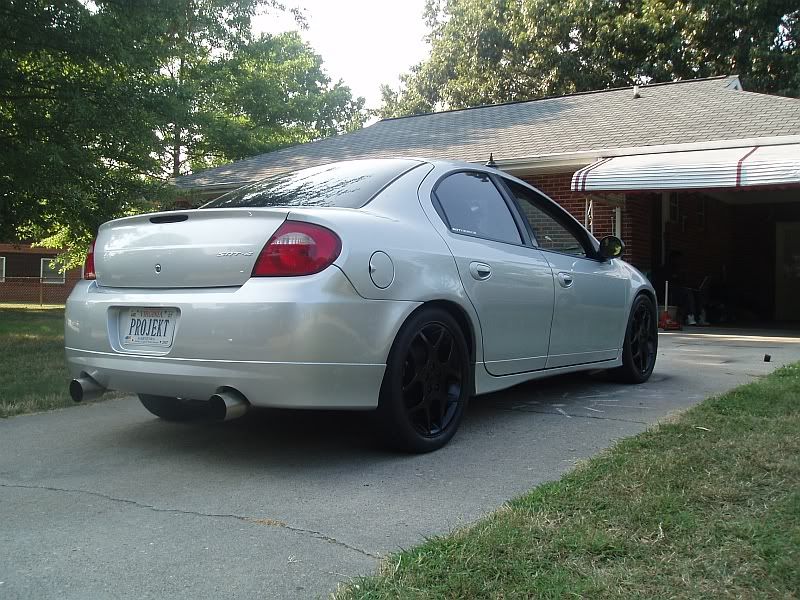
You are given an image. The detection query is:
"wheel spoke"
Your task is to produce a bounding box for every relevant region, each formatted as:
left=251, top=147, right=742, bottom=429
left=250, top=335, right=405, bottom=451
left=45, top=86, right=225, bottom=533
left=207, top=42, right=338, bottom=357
left=630, top=332, right=640, bottom=354
left=621, top=302, right=657, bottom=377
left=441, top=331, right=453, bottom=359
left=406, top=395, right=426, bottom=414
left=419, top=329, right=437, bottom=354
left=431, top=327, right=446, bottom=350
left=629, top=304, right=653, bottom=374
left=445, top=348, right=462, bottom=379
left=402, top=369, right=421, bottom=393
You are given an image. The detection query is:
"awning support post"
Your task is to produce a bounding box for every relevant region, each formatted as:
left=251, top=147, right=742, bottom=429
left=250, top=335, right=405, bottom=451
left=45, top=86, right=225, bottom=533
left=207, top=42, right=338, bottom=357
left=661, top=192, right=669, bottom=265
left=584, top=198, right=594, bottom=234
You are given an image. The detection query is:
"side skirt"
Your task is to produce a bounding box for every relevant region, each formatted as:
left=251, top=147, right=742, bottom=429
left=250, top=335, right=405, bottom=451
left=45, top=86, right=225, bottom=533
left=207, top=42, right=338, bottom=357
left=473, top=357, right=622, bottom=396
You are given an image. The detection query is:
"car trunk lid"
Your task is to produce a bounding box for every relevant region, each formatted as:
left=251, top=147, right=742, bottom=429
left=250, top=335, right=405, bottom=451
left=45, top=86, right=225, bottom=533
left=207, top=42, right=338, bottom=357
left=94, top=209, right=288, bottom=288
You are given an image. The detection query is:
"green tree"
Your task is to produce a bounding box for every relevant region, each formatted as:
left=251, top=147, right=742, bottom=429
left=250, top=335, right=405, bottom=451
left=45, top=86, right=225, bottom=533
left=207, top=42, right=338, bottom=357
left=151, top=0, right=364, bottom=178
left=381, top=0, right=800, bottom=118
left=182, top=32, right=365, bottom=174
left=150, top=0, right=268, bottom=178
left=0, top=0, right=169, bottom=264
left=0, top=0, right=365, bottom=265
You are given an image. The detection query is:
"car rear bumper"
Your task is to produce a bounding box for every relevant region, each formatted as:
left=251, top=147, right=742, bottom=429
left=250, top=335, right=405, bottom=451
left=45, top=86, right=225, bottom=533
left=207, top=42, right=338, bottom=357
left=65, top=348, right=387, bottom=409
left=65, top=268, right=420, bottom=409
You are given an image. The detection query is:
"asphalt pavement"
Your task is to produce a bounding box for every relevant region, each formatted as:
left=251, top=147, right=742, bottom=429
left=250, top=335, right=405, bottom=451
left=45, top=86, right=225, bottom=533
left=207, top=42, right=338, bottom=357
left=2, top=328, right=799, bottom=599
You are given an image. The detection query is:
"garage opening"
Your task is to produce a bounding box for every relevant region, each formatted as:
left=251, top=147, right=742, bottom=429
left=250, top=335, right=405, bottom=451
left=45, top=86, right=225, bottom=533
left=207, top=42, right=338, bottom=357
left=571, top=145, right=800, bottom=323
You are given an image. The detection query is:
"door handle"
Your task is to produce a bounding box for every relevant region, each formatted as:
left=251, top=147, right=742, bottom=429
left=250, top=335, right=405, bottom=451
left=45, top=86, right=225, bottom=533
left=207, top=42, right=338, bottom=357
left=557, top=271, right=574, bottom=288
left=469, top=262, right=492, bottom=281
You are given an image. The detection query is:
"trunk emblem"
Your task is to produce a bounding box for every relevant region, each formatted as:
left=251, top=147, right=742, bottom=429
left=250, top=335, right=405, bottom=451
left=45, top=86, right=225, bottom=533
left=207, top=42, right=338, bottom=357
left=154, top=264, right=162, bottom=273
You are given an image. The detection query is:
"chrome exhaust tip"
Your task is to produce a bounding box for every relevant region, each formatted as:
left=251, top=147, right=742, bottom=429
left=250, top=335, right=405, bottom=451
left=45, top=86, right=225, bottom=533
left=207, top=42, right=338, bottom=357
left=69, top=376, right=105, bottom=403
left=209, top=389, right=250, bottom=421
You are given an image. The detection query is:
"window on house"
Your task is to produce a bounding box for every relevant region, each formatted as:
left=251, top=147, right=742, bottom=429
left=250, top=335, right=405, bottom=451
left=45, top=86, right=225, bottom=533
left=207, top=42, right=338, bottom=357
left=0, top=256, right=5, bottom=282
left=41, top=257, right=65, bottom=284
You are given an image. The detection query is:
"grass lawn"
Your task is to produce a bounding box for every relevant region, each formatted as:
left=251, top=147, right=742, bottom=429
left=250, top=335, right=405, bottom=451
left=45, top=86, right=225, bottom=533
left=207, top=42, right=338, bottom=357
left=0, top=306, right=107, bottom=417
left=339, top=363, right=800, bottom=599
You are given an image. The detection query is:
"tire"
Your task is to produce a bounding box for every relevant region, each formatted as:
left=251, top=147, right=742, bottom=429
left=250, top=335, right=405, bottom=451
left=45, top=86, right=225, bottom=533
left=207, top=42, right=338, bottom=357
left=610, top=294, right=658, bottom=383
left=138, top=394, right=200, bottom=422
left=377, top=307, right=471, bottom=453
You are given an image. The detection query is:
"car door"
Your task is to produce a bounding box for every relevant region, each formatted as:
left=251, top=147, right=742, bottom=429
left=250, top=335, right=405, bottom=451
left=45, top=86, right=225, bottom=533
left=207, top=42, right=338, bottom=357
left=430, top=171, right=556, bottom=376
left=499, top=178, right=629, bottom=368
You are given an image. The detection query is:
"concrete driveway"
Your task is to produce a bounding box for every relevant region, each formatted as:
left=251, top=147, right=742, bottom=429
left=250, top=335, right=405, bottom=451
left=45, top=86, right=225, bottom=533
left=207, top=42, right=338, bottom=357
left=1, top=329, right=799, bottom=599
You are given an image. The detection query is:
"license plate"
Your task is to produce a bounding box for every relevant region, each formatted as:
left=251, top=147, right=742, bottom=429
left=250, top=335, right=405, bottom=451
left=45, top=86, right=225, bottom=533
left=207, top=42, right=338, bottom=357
left=121, top=307, right=177, bottom=348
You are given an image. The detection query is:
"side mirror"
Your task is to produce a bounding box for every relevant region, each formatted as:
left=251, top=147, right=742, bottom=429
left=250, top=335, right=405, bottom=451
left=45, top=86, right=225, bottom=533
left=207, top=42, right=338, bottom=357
left=599, top=236, right=625, bottom=260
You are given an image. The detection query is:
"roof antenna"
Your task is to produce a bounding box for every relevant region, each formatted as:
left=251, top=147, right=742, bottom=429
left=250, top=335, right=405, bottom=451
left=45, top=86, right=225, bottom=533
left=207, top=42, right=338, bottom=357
left=485, top=153, right=498, bottom=168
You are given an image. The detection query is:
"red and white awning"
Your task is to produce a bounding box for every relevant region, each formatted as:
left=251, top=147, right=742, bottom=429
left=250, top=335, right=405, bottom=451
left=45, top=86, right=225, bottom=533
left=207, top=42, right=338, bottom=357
left=571, top=144, right=800, bottom=192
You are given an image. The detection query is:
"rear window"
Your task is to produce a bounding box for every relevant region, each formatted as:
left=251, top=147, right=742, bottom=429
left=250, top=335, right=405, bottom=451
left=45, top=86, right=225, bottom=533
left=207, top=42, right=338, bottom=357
left=201, top=159, right=422, bottom=210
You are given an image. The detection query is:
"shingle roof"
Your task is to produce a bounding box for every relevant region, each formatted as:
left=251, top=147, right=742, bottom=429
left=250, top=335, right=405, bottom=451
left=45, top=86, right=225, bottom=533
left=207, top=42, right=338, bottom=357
left=175, top=76, right=800, bottom=189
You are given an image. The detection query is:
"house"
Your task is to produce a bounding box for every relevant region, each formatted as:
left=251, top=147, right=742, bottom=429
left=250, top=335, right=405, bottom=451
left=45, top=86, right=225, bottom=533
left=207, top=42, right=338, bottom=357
left=176, top=75, right=800, bottom=322
left=0, top=243, right=83, bottom=304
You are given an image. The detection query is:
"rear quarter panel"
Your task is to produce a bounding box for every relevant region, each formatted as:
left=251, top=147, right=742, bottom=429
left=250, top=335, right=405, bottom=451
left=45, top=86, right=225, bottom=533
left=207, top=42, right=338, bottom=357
left=286, top=164, right=484, bottom=363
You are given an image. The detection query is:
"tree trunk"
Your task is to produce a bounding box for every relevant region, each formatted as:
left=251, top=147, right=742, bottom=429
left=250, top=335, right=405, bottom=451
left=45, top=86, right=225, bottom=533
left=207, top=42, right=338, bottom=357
left=172, top=122, right=181, bottom=178
left=172, top=55, right=186, bottom=178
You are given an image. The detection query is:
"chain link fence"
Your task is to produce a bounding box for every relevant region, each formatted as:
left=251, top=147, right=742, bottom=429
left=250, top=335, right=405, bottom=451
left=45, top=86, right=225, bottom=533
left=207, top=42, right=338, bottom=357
left=0, top=276, right=79, bottom=306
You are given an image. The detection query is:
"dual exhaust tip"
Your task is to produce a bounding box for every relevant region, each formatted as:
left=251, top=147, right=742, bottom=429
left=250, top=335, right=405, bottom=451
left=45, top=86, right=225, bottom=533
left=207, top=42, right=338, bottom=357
left=69, top=376, right=249, bottom=421
left=209, top=389, right=249, bottom=421
left=69, top=376, right=105, bottom=403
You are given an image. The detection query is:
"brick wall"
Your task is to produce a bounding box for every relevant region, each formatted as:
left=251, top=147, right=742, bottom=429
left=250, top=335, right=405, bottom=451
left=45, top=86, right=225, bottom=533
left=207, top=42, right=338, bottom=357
left=522, top=173, right=616, bottom=236
left=623, top=193, right=658, bottom=273
left=521, top=172, right=654, bottom=271
left=0, top=251, right=82, bottom=304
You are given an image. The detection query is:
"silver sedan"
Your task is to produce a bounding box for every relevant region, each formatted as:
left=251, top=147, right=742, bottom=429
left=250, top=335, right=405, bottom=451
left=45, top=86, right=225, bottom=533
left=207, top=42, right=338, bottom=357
left=65, top=158, right=657, bottom=452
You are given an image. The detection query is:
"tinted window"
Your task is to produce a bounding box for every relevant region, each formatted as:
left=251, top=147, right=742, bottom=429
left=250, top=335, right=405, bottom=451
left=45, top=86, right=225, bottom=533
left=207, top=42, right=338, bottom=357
left=201, top=159, right=421, bottom=209
left=435, top=172, right=522, bottom=244
left=505, top=180, right=587, bottom=257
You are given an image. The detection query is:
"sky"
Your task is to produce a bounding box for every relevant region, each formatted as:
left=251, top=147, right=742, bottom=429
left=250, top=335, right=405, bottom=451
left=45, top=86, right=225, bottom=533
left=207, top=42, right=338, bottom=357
left=252, top=0, right=430, bottom=110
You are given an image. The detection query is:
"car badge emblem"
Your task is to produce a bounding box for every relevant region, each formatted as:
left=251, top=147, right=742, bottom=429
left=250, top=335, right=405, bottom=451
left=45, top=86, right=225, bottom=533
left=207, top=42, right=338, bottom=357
left=154, top=264, right=162, bottom=273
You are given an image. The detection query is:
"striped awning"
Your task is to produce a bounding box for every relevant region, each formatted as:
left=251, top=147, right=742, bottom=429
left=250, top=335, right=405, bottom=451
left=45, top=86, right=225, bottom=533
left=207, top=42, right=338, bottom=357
left=571, top=144, right=800, bottom=192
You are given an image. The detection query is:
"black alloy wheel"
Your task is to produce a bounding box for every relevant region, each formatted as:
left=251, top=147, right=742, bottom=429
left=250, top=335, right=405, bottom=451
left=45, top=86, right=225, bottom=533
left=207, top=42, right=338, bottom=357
left=402, top=322, right=463, bottom=437
left=611, top=294, right=658, bottom=383
left=379, top=307, right=470, bottom=452
left=630, top=300, right=657, bottom=375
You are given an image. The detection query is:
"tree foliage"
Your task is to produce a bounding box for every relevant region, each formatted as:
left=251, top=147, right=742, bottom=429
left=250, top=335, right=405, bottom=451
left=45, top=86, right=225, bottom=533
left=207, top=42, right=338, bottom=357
left=150, top=0, right=364, bottom=177
left=380, top=0, right=800, bottom=118
left=0, top=0, right=168, bottom=262
left=0, top=0, right=365, bottom=265
left=180, top=32, right=365, bottom=174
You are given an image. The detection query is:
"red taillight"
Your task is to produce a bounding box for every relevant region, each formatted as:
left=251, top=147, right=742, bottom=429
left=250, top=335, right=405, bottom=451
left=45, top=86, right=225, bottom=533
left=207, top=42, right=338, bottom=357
left=83, top=238, right=97, bottom=280
left=252, top=221, right=342, bottom=277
